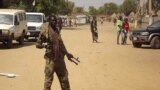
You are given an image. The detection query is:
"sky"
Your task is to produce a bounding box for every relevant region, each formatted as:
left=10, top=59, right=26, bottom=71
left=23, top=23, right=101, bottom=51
left=68, top=0, right=124, bottom=10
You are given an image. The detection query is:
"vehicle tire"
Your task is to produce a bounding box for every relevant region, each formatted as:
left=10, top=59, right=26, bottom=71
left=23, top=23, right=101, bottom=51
left=7, top=37, right=13, bottom=49
left=132, top=42, right=142, bottom=48
left=151, top=36, right=160, bottom=49
left=18, top=33, right=25, bottom=45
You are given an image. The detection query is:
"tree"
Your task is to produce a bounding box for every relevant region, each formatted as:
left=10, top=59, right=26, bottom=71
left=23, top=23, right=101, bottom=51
left=35, top=0, right=75, bottom=15
left=88, top=6, right=97, bottom=15
left=97, top=6, right=105, bottom=14
left=96, top=2, right=118, bottom=15
left=1, top=0, right=75, bottom=16
left=63, top=1, right=75, bottom=14
left=105, top=3, right=118, bottom=15
left=73, top=7, right=84, bottom=13
left=120, top=0, right=137, bottom=16
left=152, top=0, right=160, bottom=13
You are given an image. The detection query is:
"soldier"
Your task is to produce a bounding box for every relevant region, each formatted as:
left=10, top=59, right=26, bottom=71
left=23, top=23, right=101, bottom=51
left=36, top=15, right=74, bottom=90
left=90, top=16, right=98, bottom=43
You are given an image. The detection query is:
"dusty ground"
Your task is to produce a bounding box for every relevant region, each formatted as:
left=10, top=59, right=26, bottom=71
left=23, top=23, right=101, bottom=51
left=0, top=22, right=160, bottom=90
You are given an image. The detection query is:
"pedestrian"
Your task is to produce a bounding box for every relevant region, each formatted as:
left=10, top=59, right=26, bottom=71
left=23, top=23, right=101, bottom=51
left=122, top=18, right=130, bottom=44
left=69, top=18, right=72, bottom=27
left=57, top=16, right=63, bottom=33
left=36, top=14, right=74, bottom=90
left=116, top=16, right=123, bottom=44
left=74, top=18, right=77, bottom=27
left=113, top=18, right=117, bottom=26
left=100, top=17, right=104, bottom=24
left=90, top=16, right=98, bottom=43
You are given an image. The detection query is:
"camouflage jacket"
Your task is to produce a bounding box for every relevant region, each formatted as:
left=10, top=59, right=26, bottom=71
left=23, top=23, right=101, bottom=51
left=36, top=23, right=68, bottom=60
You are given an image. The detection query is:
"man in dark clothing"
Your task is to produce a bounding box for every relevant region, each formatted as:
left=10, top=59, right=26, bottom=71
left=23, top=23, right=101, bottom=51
left=90, top=16, right=98, bottom=43
left=36, top=15, right=73, bottom=90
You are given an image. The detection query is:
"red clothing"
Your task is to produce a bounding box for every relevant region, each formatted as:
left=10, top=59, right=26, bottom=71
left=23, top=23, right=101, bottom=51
left=123, top=22, right=130, bottom=32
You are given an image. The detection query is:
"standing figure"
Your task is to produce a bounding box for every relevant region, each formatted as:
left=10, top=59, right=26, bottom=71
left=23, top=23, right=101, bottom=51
left=122, top=18, right=130, bottom=44
left=116, top=16, right=123, bottom=44
left=36, top=15, right=74, bottom=90
left=69, top=18, right=72, bottom=27
left=90, top=16, right=98, bottom=43
left=57, top=17, right=63, bottom=33
left=113, top=18, right=117, bottom=26
left=100, top=17, right=104, bottom=24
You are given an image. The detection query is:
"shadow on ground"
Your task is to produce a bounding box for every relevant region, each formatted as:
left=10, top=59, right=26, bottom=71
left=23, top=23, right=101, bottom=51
left=62, top=27, right=82, bottom=30
left=0, top=40, right=36, bottom=50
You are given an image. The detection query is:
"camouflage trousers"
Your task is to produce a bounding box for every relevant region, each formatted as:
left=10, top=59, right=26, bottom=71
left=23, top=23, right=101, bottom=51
left=43, top=57, right=71, bottom=90
left=91, top=31, right=98, bottom=42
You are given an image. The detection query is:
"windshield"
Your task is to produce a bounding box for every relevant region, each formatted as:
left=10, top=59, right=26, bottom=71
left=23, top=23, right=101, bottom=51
left=0, top=14, right=13, bottom=25
left=26, top=14, right=42, bottom=23
left=149, top=21, right=160, bottom=28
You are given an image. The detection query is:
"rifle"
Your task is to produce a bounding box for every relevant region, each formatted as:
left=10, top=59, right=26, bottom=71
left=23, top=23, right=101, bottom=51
left=68, top=57, right=80, bottom=65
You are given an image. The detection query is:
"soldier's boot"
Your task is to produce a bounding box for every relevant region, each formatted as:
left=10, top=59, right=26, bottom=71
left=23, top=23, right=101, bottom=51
left=60, top=78, right=71, bottom=90
left=44, top=81, right=52, bottom=90
left=58, top=75, right=71, bottom=90
left=61, top=81, right=71, bottom=90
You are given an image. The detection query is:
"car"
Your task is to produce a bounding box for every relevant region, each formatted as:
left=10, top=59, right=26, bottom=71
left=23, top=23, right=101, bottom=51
left=130, top=20, right=160, bottom=49
left=0, top=9, right=27, bottom=48
left=25, top=12, right=46, bottom=39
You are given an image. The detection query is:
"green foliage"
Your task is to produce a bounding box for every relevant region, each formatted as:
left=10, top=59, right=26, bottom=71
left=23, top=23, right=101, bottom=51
left=105, top=3, right=118, bottom=15
left=73, top=7, right=84, bottom=13
left=152, top=0, right=160, bottom=13
left=2, top=0, right=74, bottom=16
left=97, top=2, right=118, bottom=15
left=120, top=0, right=137, bottom=16
left=88, top=6, right=97, bottom=15
left=98, top=6, right=105, bottom=14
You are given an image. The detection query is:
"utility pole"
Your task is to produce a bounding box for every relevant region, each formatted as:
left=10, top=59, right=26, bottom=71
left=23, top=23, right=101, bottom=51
left=148, top=0, right=152, bottom=25
left=149, top=0, right=152, bottom=15
left=134, top=0, right=141, bottom=28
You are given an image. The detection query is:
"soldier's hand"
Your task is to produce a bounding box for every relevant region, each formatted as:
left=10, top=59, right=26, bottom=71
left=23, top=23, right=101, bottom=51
left=66, top=53, right=74, bottom=60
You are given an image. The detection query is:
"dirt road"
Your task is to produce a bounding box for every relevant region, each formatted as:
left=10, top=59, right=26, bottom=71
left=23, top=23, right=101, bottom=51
left=0, top=22, right=160, bottom=90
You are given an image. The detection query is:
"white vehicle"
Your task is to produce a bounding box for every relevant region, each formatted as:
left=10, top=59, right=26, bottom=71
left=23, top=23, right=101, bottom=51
left=25, top=12, right=46, bottom=39
left=0, top=9, right=27, bottom=48
left=76, top=15, right=87, bottom=24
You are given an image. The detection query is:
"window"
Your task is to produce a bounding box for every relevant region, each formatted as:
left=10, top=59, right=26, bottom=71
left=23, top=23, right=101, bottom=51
left=0, top=14, right=13, bottom=25
left=26, top=14, right=43, bottom=23
left=150, top=21, right=160, bottom=28
left=19, top=13, right=23, bottom=21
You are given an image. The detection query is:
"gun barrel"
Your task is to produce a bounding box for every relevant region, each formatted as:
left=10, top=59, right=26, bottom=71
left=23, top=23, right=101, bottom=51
left=70, top=59, right=78, bottom=65
left=73, top=57, right=80, bottom=62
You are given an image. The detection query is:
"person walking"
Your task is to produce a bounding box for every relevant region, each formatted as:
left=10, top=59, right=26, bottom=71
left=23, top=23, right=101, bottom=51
left=36, top=15, right=74, bottom=90
left=116, top=16, right=123, bottom=44
left=90, top=16, right=98, bottom=43
left=122, top=18, right=130, bottom=44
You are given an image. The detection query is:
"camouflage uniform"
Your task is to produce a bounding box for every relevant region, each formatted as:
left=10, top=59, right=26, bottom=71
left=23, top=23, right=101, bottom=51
left=36, top=22, right=71, bottom=90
